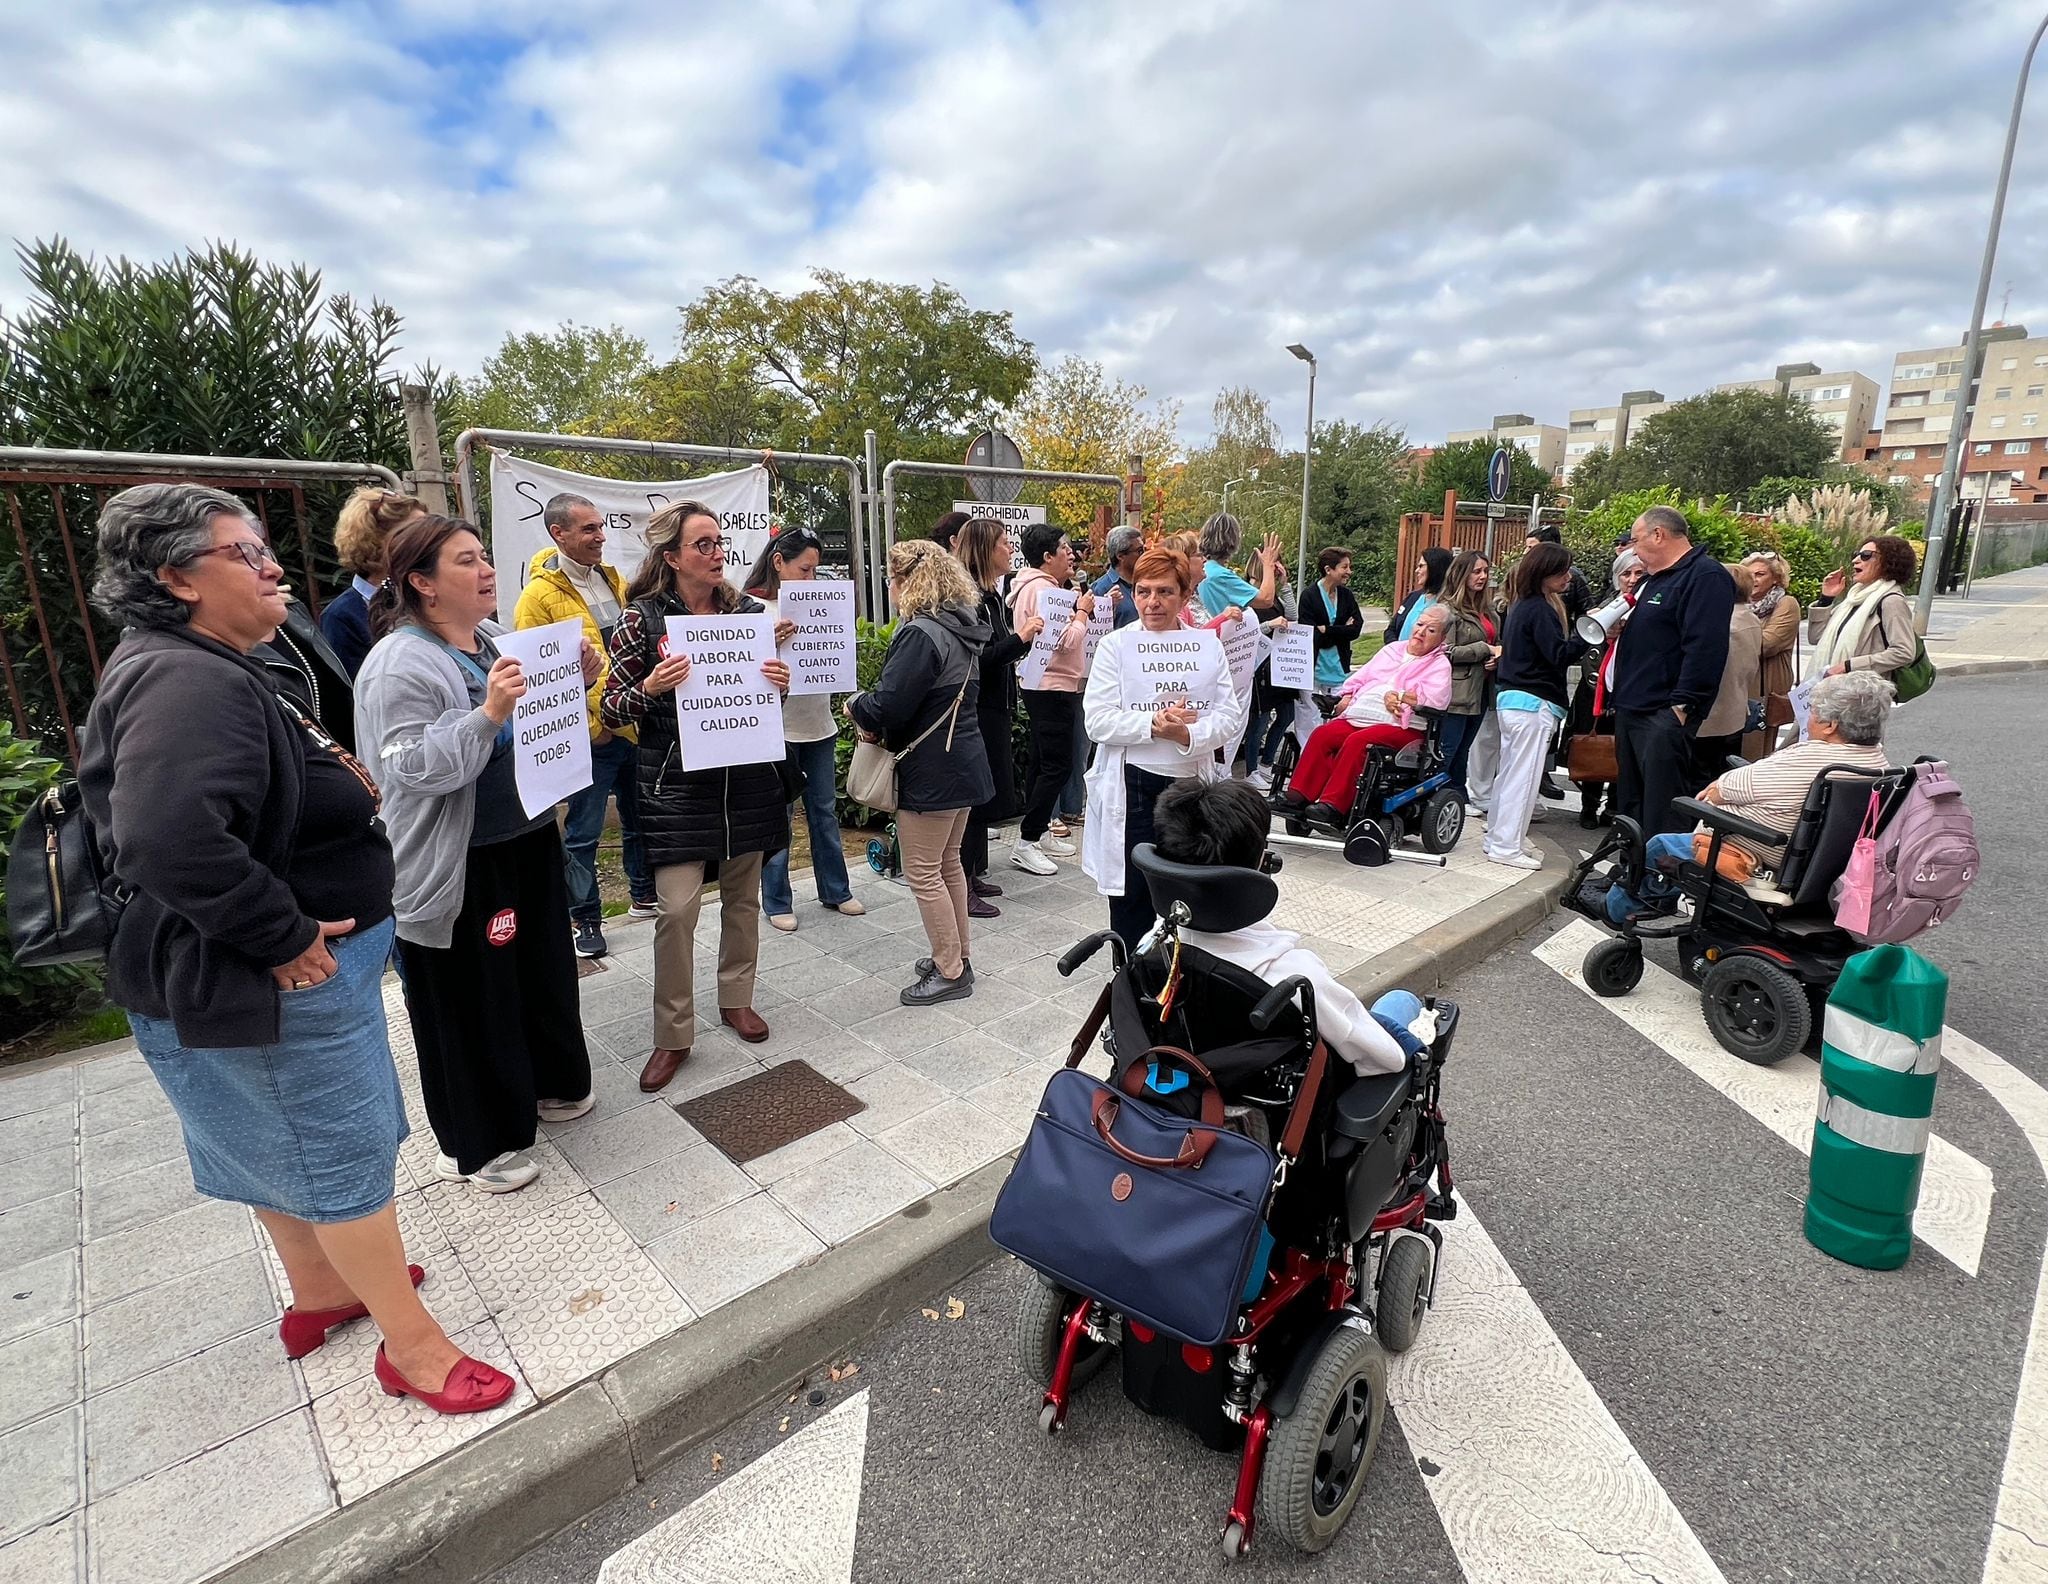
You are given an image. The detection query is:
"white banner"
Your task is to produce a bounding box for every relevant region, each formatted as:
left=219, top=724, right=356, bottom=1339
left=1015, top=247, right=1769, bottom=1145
left=952, top=500, right=1045, bottom=572
left=664, top=614, right=784, bottom=770
left=492, top=620, right=594, bottom=817
left=1081, top=592, right=1117, bottom=670
left=1217, top=608, right=1263, bottom=766
left=487, top=453, right=774, bottom=622
left=1268, top=624, right=1315, bottom=691
left=778, top=582, right=857, bottom=695
left=1018, top=587, right=1077, bottom=689
left=1125, top=630, right=1229, bottom=718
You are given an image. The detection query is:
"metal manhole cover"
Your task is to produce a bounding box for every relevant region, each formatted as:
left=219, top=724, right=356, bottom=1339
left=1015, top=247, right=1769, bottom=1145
left=676, top=1059, right=865, bottom=1163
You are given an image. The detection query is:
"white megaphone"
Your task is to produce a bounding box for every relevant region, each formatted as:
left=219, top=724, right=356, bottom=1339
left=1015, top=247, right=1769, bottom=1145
left=1576, top=595, right=1629, bottom=647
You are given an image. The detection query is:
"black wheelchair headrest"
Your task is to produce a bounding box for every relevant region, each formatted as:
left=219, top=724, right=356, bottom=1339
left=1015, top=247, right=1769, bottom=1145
left=1130, top=843, right=1278, bottom=933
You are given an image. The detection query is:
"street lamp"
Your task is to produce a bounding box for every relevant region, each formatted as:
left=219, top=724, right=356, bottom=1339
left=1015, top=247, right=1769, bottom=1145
left=1917, top=9, right=2048, bottom=633
left=1222, top=466, right=1258, bottom=515
left=1287, top=343, right=1317, bottom=584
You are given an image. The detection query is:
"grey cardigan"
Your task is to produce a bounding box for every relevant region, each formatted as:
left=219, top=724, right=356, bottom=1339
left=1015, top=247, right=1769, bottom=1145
left=353, top=623, right=506, bottom=948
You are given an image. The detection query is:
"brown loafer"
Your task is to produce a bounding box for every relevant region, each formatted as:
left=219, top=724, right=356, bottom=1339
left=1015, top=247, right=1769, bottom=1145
left=639, top=1047, right=689, bottom=1092
left=719, top=1007, right=770, bottom=1043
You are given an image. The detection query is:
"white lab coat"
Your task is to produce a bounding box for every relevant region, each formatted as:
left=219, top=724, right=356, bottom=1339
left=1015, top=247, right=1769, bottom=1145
left=1081, top=623, right=1246, bottom=899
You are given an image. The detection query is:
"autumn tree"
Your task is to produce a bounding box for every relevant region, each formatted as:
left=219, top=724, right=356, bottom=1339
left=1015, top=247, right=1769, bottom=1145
left=1005, top=355, right=1181, bottom=530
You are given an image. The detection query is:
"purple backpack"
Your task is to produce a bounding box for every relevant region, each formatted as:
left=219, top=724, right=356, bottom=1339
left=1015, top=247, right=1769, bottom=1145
left=1841, top=760, right=1980, bottom=944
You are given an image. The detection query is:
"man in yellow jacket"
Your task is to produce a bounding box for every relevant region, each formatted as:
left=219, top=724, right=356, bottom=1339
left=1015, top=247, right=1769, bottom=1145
left=514, top=492, right=657, bottom=959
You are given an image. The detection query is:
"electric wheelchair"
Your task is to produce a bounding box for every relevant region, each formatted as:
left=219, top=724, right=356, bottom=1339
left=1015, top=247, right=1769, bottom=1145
left=1265, top=702, right=1467, bottom=868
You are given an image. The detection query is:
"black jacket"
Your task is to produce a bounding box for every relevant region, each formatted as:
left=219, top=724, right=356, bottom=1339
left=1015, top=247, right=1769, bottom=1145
left=974, top=586, right=1027, bottom=822
left=258, top=600, right=356, bottom=752
left=619, top=592, right=791, bottom=869
left=850, top=604, right=995, bottom=814
left=1612, top=544, right=1735, bottom=717
left=79, top=626, right=321, bottom=1048
left=1496, top=597, right=1591, bottom=714
left=1299, top=579, right=1363, bottom=674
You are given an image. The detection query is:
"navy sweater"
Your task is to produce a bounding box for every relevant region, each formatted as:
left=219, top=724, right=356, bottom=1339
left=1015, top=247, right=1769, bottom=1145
left=1496, top=598, right=1590, bottom=712
left=1612, top=544, right=1735, bottom=716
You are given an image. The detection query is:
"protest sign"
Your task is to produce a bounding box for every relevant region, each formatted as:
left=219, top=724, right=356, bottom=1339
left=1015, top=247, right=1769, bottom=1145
left=492, top=620, right=593, bottom=818
left=488, top=454, right=773, bottom=622
left=1217, top=608, right=1262, bottom=701
left=664, top=613, right=784, bottom=770
left=778, top=581, right=857, bottom=694
left=950, top=500, right=1046, bottom=572
left=1125, top=629, right=1229, bottom=718
left=1268, top=624, right=1315, bottom=691
left=1082, top=592, right=1117, bottom=669
left=1018, top=588, right=1078, bottom=688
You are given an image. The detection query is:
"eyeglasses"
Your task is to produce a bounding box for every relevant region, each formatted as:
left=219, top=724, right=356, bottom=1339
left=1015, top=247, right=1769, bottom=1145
left=688, top=536, right=729, bottom=556
left=1852, top=550, right=1876, bottom=562
left=190, top=540, right=280, bottom=573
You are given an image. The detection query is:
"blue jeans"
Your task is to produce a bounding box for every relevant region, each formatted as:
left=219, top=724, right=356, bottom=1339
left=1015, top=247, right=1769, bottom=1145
left=1438, top=710, right=1481, bottom=797
left=1604, top=832, right=1694, bottom=924
left=1370, top=988, right=1428, bottom=1059
left=564, top=735, right=652, bottom=925
left=1243, top=703, right=1294, bottom=771
left=763, top=735, right=855, bottom=914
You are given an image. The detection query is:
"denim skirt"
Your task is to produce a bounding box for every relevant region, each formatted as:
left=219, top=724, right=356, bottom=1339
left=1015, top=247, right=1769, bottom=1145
left=127, top=916, right=408, bottom=1224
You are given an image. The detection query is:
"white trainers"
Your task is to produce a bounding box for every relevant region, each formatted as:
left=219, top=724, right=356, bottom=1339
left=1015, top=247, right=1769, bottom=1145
left=435, top=1149, right=541, bottom=1193
left=1010, top=840, right=1059, bottom=876
left=1246, top=767, right=1273, bottom=791
left=1484, top=849, right=1544, bottom=871
left=626, top=899, right=662, bottom=920
left=537, top=1094, right=595, bottom=1124
left=1039, top=832, right=1078, bottom=857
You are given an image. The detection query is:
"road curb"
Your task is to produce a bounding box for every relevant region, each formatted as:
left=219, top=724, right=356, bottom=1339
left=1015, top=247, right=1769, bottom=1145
left=215, top=874, right=1561, bottom=1584
left=1940, top=657, right=2048, bottom=677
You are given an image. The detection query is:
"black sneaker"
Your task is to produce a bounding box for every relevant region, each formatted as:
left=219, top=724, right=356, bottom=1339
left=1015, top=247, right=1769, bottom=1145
left=1539, top=775, right=1566, bottom=801
left=914, top=957, right=973, bottom=980
left=901, top=966, right=973, bottom=1006
left=573, top=921, right=608, bottom=959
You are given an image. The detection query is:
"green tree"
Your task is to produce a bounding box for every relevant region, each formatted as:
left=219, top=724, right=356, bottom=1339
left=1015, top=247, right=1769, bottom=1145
left=1304, top=419, right=1411, bottom=602
left=1607, top=389, right=1835, bottom=500
left=1398, top=435, right=1553, bottom=517
left=1005, top=355, right=1181, bottom=530
left=445, top=322, right=653, bottom=437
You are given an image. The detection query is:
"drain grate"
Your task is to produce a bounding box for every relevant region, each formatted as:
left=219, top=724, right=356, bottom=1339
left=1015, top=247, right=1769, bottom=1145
left=676, top=1059, right=865, bottom=1163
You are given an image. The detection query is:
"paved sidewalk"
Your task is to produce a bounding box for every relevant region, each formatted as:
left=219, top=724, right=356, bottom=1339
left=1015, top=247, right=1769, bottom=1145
left=0, top=826, right=1542, bottom=1584
left=1922, top=562, right=2048, bottom=669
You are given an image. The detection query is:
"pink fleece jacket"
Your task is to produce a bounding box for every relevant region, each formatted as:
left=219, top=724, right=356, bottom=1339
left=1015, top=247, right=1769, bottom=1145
left=1007, top=566, right=1088, bottom=692
left=1336, top=641, right=1453, bottom=728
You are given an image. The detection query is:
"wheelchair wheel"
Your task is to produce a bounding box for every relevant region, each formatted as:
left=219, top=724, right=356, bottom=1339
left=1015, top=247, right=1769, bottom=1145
left=1584, top=937, right=1644, bottom=998
left=1259, top=1322, right=1388, bottom=1553
left=1701, top=954, right=1811, bottom=1066
left=1269, top=734, right=1301, bottom=790
left=1015, top=1275, right=1115, bottom=1392
left=1375, top=1237, right=1432, bottom=1354
left=1418, top=789, right=1465, bottom=854
left=866, top=838, right=889, bottom=876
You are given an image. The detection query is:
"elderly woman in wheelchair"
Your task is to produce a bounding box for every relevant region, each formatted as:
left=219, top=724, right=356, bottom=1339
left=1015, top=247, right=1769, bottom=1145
left=1566, top=669, right=1901, bottom=1065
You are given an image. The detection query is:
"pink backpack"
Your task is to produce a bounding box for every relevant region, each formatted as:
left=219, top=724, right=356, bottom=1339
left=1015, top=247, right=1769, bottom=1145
left=1834, top=760, right=1979, bottom=944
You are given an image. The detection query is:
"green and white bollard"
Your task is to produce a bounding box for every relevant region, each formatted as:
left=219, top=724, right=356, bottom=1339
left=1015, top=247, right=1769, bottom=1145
left=1804, top=944, right=1948, bottom=1270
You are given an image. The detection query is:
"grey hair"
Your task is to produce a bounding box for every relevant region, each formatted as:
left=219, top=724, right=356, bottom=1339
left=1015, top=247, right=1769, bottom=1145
left=1198, top=511, right=1243, bottom=562
left=1637, top=504, right=1691, bottom=539
left=1104, top=525, right=1144, bottom=563
left=1809, top=669, right=1893, bottom=745
left=542, top=492, right=596, bottom=535
left=91, top=483, right=256, bottom=630
left=1612, top=547, right=1644, bottom=577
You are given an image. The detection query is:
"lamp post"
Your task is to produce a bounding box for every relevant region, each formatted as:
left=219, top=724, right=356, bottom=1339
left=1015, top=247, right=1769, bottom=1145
left=1287, top=343, right=1317, bottom=584
left=1916, top=9, right=2048, bottom=633
left=1222, top=466, right=1258, bottom=516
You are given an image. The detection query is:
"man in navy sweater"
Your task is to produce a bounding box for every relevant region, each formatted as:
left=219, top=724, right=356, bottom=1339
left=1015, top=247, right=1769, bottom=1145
left=1610, top=505, right=1734, bottom=836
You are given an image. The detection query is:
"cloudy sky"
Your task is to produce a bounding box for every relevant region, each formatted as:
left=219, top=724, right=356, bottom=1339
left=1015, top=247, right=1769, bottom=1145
left=6, top=0, right=2047, bottom=446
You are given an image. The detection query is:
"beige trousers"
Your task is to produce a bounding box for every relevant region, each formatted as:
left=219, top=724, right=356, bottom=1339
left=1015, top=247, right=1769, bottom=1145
left=897, top=807, right=971, bottom=979
left=651, top=852, right=764, bottom=1049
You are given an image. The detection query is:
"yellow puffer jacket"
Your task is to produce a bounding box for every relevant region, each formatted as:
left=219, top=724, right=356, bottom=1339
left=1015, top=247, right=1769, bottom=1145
left=512, top=548, right=635, bottom=743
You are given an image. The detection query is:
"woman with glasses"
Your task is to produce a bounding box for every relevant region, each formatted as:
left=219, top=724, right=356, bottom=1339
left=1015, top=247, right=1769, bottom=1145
left=744, top=526, right=865, bottom=933
left=80, top=485, right=512, bottom=1416
left=1808, top=535, right=1917, bottom=684
left=355, top=515, right=600, bottom=1197
left=601, top=502, right=792, bottom=1094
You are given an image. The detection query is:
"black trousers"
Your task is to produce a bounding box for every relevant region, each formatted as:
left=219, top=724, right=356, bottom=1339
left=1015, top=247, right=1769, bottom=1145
left=1019, top=690, right=1077, bottom=843
left=1613, top=707, right=1698, bottom=839
left=402, top=825, right=592, bottom=1174
left=1109, top=764, right=1176, bottom=950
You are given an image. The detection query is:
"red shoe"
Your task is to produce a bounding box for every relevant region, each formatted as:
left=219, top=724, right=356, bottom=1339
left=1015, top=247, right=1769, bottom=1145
left=279, top=1264, right=426, bottom=1360
left=374, top=1345, right=517, bottom=1414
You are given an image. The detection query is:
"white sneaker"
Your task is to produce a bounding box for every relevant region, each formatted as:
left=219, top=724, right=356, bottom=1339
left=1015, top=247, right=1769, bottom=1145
left=1484, top=849, right=1544, bottom=871
left=436, top=1149, right=541, bottom=1193
left=1011, top=840, right=1059, bottom=876
left=1246, top=767, right=1273, bottom=791
left=1039, top=832, right=1078, bottom=857
left=626, top=899, right=662, bottom=920
left=1527, top=804, right=1548, bottom=823
left=1523, top=843, right=1541, bottom=860
left=537, top=1094, right=595, bottom=1123
left=767, top=913, right=798, bottom=933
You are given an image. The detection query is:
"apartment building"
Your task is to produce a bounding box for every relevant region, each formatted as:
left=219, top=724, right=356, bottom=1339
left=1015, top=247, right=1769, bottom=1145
left=1868, top=325, right=2048, bottom=505
left=1446, top=414, right=1565, bottom=475
left=1562, top=403, right=1628, bottom=475
left=1713, top=362, right=1878, bottom=461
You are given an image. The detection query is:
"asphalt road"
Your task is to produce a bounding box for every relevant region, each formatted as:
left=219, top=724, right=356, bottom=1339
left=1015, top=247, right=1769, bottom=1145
left=493, top=671, right=2046, bottom=1584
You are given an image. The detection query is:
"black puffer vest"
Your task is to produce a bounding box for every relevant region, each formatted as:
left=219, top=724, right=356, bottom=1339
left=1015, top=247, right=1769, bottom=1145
left=629, top=592, right=791, bottom=870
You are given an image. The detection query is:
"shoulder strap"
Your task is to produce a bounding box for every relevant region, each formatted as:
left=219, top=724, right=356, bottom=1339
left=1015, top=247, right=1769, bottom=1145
left=1278, top=1039, right=1330, bottom=1161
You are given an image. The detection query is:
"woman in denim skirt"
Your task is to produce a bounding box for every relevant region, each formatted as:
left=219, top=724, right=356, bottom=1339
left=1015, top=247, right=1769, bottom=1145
left=78, top=483, right=512, bottom=1415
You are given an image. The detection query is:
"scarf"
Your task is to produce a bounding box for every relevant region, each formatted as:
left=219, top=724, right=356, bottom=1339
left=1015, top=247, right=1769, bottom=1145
left=1748, top=584, right=1785, bottom=624
left=1813, top=578, right=1900, bottom=675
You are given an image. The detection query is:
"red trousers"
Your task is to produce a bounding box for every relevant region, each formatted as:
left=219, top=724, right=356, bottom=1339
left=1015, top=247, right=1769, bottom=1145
left=1288, top=720, right=1421, bottom=807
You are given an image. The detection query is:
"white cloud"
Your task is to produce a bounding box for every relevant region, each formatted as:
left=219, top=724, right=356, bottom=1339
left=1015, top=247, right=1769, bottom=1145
left=4, top=0, right=2047, bottom=445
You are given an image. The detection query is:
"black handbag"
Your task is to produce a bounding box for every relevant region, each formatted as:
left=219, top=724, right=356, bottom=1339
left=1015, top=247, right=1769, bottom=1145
left=6, top=780, right=125, bottom=966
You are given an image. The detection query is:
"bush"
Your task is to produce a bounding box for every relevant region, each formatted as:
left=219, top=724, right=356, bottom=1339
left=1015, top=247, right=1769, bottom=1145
left=0, top=721, right=103, bottom=1043
left=1566, top=487, right=1748, bottom=591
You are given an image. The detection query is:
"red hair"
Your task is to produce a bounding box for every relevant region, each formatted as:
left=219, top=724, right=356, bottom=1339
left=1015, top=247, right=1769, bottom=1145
left=1133, top=545, right=1193, bottom=597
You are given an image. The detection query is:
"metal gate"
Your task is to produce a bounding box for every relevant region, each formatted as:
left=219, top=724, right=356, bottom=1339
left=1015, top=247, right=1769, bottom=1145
left=0, top=446, right=404, bottom=759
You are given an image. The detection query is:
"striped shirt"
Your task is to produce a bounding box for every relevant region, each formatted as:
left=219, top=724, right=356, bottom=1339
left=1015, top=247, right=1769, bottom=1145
left=1710, top=740, right=1889, bottom=865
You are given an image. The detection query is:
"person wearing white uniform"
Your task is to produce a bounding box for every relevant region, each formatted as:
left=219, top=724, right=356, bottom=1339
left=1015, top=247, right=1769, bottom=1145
left=1082, top=545, right=1247, bottom=949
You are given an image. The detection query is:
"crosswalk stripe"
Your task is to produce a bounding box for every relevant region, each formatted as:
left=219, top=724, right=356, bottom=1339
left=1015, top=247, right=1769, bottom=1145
left=1390, top=1199, right=1728, bottom=1583
left=1533, top=919, right=1994, bottom=1276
